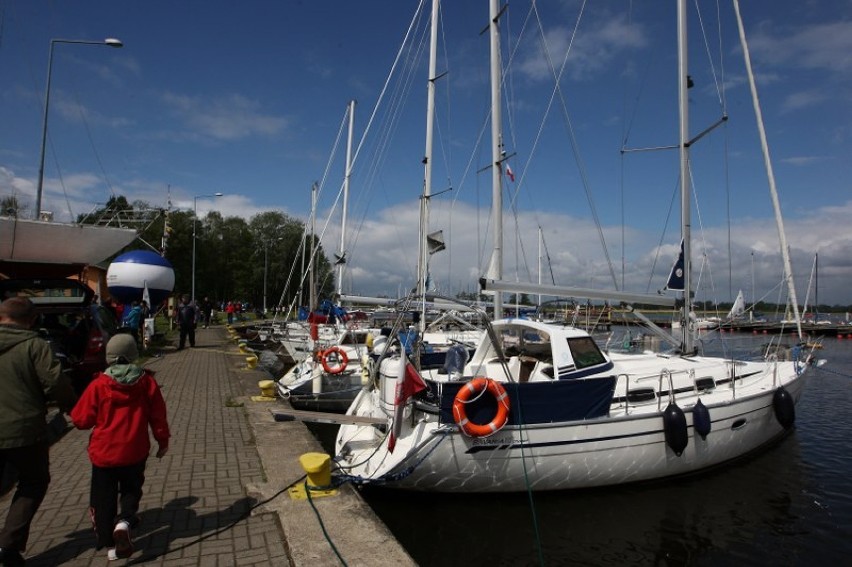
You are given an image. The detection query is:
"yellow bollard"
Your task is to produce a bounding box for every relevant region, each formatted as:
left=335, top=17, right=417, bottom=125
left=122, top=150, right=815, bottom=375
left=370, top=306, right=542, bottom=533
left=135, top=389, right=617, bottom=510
left=246, top=354, right=258, bottom=369
left=288, top=455, right=337, bottom=500
left=300, top=452, right=331, bottom=488
left=258, top=380, right=275, bottom=397
left=250, top=379, right=277, bottom=402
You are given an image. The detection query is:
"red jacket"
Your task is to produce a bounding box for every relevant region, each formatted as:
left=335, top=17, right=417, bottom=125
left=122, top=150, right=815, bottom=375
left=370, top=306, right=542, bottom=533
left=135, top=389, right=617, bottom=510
left=71, top=367, right=170, bottom=467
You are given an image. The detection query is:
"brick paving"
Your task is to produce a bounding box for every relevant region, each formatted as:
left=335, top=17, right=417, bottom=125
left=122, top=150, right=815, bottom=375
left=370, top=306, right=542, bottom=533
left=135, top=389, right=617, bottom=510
left=0, top=327, right=289, bottom=566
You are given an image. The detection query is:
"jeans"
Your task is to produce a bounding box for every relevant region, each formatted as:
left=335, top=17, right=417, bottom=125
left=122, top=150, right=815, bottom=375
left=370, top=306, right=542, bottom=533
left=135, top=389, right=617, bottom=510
left=178, top=324, right=195, bottom=348
left=0, top=442, right=51, bottom=552
left=89, top=461, right=146, bottom=549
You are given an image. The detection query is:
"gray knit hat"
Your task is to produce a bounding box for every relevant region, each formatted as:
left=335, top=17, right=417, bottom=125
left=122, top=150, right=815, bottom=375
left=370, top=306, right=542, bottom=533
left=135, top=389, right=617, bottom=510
left=106, top=333, right=139, bottom=364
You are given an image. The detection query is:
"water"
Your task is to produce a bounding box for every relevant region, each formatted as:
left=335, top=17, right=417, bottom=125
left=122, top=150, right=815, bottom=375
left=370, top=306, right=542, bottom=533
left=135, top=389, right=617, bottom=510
left=307, top=332, right=852, bottom=565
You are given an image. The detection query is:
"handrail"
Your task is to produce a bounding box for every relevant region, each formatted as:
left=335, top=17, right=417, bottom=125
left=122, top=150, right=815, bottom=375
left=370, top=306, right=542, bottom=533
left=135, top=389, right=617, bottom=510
left=657, top=369, right=675, bottom=412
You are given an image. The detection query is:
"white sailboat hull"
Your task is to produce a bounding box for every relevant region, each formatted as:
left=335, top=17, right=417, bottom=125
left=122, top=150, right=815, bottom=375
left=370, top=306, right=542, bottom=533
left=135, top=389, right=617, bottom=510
left=0, top=217, right=136, bottom=265
left=336, top=358, right=805, bottom=492
left=335, top=317, right=812, bottom=492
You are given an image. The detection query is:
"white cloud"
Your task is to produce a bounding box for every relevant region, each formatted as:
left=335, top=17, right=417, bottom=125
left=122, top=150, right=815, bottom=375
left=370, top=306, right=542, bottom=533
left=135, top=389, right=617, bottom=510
left=517, top=13, right=647, bottom=83
left=161, top=92, right=289, bottom=141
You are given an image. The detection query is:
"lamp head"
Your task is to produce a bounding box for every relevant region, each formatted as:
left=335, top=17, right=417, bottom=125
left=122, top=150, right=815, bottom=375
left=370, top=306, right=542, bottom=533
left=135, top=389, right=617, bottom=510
left=104, top=38, right=124, bottom=48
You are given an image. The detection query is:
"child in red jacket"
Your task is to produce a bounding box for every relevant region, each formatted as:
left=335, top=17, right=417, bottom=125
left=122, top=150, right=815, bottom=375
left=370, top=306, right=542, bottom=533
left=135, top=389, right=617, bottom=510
left=71, top=333, right=170, bottom=561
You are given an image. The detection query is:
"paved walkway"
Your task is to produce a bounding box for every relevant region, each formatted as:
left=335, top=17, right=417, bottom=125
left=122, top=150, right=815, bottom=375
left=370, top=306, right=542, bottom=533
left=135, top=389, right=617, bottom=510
left=0, top=326, right=414, bottom=566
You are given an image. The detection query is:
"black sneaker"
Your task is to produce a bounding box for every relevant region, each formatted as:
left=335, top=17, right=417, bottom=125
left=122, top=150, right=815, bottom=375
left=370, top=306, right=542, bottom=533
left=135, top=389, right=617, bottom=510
left=0, top=548, right=26, bottom=566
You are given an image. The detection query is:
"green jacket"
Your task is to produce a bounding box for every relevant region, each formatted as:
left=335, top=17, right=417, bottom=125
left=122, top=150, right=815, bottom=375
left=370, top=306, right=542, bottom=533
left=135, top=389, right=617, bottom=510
left=0, top=323, right=77, bottom=448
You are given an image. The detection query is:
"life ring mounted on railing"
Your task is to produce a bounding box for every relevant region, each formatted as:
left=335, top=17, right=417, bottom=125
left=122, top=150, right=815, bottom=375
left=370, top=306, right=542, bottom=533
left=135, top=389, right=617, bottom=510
left=452, top=377, right=510, bottom=437
left=320, top=346, right=349, bottom=375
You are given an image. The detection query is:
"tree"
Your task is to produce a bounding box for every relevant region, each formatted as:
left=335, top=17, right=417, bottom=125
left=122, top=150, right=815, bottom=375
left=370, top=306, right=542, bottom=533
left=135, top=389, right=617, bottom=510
left=0, top=195, right=25, bottom=217
left=247, top=211, right=334, bottom=313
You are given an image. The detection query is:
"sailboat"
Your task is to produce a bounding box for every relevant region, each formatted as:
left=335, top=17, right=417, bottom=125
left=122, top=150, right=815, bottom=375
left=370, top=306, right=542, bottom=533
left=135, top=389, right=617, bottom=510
left=276, top=102, right=385, bottom=411
left=0, top=216, right=136, bottom=273
left=278, top=5, right=485, bottom=411
left=332, top=0, right=819, bottom=492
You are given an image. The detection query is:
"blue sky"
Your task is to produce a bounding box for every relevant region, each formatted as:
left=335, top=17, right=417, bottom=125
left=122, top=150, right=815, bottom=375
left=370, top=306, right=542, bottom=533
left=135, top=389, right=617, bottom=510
left=1, top=1, right=851, bottom=308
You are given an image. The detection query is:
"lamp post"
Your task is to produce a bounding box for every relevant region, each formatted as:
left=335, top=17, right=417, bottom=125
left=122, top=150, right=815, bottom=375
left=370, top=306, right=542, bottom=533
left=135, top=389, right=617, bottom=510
left=262, top=238, right=282, bottom=316
left=192, top=193, right=223, bottom=302
left=35, top=37, right=123, bottom=219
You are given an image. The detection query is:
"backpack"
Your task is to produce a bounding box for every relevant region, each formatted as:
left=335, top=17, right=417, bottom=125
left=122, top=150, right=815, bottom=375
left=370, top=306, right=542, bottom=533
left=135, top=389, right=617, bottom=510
left=178, top=304, right=195, bottom=326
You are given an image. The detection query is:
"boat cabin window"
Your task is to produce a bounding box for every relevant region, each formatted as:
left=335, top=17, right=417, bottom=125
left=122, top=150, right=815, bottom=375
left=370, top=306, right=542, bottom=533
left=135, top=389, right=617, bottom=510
left=498, top=326, right=550, bottom=358
left=566, top=337, right=607, bottom=369
left=339, top=332, right=367, bottom=346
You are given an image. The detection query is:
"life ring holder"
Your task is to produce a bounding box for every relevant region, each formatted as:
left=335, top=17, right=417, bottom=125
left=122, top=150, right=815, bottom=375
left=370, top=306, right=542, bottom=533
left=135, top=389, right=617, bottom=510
left=452, top=377, right=510, bottom=437
left=320, top=346, right=349, bottom=375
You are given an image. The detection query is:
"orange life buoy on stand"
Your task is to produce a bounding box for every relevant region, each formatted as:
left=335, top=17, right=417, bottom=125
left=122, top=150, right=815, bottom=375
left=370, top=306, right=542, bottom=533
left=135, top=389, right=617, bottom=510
left=452, top=377, right=510, bottom=437
left=320, top=346, right=349, bottom=374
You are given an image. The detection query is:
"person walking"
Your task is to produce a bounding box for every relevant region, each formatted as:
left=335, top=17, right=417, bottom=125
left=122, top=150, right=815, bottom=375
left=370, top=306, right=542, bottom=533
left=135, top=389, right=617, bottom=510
left=121, top=301, right=143, bottom=344
left=225, top=301, right=235, bottom=325
left=0, top=297, right=77, bottom=567
left=200, top=297, right=214, bottom=329
left=175, top=295, right=197, bottom=349
left=70, top=334, right=170, bottom=561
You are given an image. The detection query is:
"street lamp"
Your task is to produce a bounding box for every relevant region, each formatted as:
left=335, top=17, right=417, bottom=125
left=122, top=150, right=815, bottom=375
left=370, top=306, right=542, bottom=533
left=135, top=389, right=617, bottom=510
left=35, top=37, right=123, bottom=219
left=262, top=238, right=283, bottom=316
left=192, top=193, right=224, bottom=302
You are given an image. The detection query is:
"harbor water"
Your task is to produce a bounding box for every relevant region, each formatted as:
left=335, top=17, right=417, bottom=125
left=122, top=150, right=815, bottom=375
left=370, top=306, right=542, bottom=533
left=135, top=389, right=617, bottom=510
left=307, top=330, right=852, bottom=566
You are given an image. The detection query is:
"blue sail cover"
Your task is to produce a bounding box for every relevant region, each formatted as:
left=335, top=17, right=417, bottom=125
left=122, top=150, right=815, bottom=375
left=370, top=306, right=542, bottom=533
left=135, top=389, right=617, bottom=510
left=297, top=300, right=349, bottom=322
left=436, top=377, right=617, bottom=425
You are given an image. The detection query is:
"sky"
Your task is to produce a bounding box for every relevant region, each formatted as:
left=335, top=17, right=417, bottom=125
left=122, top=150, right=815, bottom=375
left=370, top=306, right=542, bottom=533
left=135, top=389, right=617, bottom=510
left=1, top=1, right=851, bottom=309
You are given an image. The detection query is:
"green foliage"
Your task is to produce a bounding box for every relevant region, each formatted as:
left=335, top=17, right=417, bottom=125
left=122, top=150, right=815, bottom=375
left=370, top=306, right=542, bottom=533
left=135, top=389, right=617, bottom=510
left=1, top=195, right=25, bottom=216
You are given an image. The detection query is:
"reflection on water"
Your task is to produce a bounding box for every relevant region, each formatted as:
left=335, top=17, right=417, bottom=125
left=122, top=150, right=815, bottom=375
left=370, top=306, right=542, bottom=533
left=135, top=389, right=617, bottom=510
left=309, top=331, right=852, bottom=565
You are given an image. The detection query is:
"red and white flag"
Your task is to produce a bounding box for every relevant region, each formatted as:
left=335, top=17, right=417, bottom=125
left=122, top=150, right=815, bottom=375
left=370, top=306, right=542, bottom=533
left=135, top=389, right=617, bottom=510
left=388, top=354, right=427, bottom=453
left=506, top=163, right=515, bottom=182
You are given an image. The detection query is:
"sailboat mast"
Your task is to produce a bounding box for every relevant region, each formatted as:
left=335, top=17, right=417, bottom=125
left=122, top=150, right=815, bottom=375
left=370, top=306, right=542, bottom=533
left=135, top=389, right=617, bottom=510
left=815, top=252, right=819, bottom=322
left=538, top=227, right=543, bottom=308
left=337, top=100, right=356, bottom=297
left=677, top=0, right=693, bottom=352
left=489, top=0, right=504, bottom=320
left=417, top=0, right=440, bottom=334
left=732, top=0, right=802, bottom=339
left=309, top=182, right=318, bottom=312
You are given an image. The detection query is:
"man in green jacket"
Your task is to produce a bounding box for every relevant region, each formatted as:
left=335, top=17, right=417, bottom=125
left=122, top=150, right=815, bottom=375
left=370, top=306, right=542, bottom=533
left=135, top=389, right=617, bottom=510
left=0, top=297, right=77, bottom=566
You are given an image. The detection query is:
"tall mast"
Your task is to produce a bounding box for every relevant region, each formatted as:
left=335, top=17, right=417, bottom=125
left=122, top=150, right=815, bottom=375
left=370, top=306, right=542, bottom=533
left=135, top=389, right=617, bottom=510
left=677, top=0, right=693, bottom=353
left=488, top=0, right=504, bottom=320
left=337, top=99, right=356, bottom=297
left=417, top=0, right=440, bottom=334
left=309, top=182, right=318, bottom=312
left=815, top=252, right=819, bottom=322
left=733, top=0, right=802, bottom=339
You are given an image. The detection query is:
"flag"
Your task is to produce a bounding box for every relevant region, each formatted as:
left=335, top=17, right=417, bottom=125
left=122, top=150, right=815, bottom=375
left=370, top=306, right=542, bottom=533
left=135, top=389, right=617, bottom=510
left=388, top=354, right=427, bottom=453
left=665, top=240, right=685, bottom=291
left=142, top=279, right=151, bottom=308
left=506, top=163, right=515, bottom=182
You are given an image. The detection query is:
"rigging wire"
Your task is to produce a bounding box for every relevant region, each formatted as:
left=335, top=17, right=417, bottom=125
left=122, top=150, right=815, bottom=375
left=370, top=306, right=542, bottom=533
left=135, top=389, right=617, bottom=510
left=343, top=2, right=431, bottom=292
left=528, top=0, right=620, bottom=290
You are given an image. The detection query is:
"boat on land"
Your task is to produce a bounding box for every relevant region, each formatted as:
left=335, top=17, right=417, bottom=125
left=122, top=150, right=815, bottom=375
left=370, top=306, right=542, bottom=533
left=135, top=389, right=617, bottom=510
left=0, top=216, right=137, bottom=275
left=333, top=0, right=820, bottom=492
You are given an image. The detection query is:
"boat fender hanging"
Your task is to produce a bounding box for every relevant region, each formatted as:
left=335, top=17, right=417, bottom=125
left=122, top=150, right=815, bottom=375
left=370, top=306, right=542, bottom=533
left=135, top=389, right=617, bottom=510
left=452, top=377, right=510, bottom=437
left=320, top=346, right=349, bottom=375
left=692, top=398, right=711, bottom=440
left=663, top=402, right=688, bottom=456
left=360, top=354, right=372, bottom=385
left=772, top=386, right=795, bottom=430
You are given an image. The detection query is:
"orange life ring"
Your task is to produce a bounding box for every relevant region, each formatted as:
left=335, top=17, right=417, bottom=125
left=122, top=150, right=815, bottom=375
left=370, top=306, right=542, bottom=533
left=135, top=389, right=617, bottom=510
left=320, top=346, right=349, bottom=375
left=452, top=377, right=510, bottom=437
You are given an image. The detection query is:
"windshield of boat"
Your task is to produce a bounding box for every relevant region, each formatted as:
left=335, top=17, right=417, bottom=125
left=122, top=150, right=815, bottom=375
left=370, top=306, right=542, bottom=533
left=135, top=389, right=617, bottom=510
left=566, top=337, right=607, bottom=369
left=496, top=326, right=551, bottom=358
